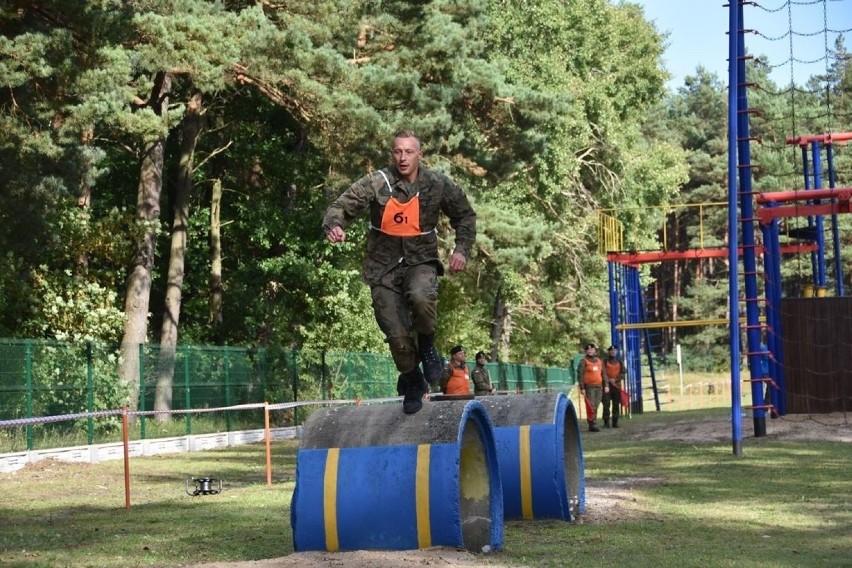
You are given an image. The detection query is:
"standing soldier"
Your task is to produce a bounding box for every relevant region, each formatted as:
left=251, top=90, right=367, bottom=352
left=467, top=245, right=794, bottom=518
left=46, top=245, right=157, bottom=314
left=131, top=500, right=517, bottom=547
left=471, top=351, right=495, bottom=395
left=577, top=343, right=607, bottom=432
left=602, top=345, right=625, bottom=428
left=440, top=345, right=471, bottom=395
left=322, top=130, right=476, bottom=414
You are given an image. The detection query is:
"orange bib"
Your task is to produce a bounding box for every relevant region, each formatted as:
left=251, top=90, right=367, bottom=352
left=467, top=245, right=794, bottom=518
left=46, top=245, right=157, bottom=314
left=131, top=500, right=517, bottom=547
left=380, top=193, right=422, bottom=236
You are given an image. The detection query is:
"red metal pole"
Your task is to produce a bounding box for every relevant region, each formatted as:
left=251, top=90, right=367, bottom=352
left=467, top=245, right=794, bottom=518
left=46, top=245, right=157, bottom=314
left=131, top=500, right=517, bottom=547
left=785, top=132, right=852, bottom=146
left=756, top=187, right=852, bottom=204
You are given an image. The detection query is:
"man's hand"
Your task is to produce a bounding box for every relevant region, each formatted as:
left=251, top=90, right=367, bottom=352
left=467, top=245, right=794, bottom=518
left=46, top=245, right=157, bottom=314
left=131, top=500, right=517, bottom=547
left=326, top=226, right=346, bottom=243
left=448, top=251, right=466, bottom=273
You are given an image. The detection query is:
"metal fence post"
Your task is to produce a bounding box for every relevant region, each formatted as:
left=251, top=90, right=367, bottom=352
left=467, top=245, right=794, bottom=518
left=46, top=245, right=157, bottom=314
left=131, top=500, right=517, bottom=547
left=321, top=350, right=328, bottom=400
left=292, top=349, right=299, bottom=425
left=224, top=347, right=232, bottom=432
left=24, top=339, right=33, bottom=450
left=259, top=348, right=267, bottom=398
left=139, top=343, right=146, bottom=439
left=183, top=344, right=191, bottom=435
left=86, top=341, right=94, bottom=444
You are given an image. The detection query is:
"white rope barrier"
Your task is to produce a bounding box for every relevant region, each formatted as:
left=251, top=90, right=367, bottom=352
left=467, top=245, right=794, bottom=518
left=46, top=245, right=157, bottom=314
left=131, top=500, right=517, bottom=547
left=0, top=397, right=399, bottom=430
left=0, top=395, right=413, bottom=503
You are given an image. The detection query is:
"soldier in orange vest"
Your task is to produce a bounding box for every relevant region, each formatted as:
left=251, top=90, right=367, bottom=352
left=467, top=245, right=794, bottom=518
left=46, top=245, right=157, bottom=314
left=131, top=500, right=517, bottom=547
left=577, top=343, right=608, bottom=432
left=602, top=345, right=625, bottom=428
left=440, top=345, right=472, bottom=395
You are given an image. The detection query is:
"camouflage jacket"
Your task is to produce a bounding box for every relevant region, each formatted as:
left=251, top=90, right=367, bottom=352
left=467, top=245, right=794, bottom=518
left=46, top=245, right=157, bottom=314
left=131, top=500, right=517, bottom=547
left=471, top=364, right=493, bottom=395
left=322, top=166, right=476, bottom=286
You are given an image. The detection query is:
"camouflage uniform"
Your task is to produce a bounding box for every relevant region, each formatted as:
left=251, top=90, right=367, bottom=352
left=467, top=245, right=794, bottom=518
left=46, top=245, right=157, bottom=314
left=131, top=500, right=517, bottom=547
left=602, top=353, right=625, bottom=428
left=322, top=166, right=476, bottom=375
left=471, top=364, right=494, bottom=396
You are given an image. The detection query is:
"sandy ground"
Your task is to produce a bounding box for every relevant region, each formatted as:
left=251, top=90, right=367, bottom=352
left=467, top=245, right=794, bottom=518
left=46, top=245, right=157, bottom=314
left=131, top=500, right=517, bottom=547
left=187, top=411, right=850, bottom=568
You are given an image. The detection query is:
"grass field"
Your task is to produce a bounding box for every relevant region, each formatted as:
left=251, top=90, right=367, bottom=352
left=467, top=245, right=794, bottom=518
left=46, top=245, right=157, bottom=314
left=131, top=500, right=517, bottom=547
left=1, top=404, right=849, bottom=568
left=568, top=371, right=756, bottom=417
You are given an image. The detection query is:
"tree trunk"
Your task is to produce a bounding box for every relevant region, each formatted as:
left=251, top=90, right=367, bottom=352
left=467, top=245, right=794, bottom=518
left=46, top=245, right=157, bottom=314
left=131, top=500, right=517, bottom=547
left=208, top=178, right=224, bottom=332
left=118, top=72, right=171, bottom=410
left=154, top=92, right=204, bottom=419
left=490, top=283, right=513, bottom=363
left=77, top=133, right=95, bottom=269
left=499, top=306, right=513, bottom=363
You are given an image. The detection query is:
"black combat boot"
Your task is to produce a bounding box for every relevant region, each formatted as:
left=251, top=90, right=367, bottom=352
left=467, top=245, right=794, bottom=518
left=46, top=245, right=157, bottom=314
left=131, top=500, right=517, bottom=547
left=402, top=367, right=429, bottom=415
left=603, top=419, right=610, bottom=429
left=589, top=422, right=600, bottom=433
left=418, top=334, right=442, bottom=388
left=612, top=418, right=619, bottom=428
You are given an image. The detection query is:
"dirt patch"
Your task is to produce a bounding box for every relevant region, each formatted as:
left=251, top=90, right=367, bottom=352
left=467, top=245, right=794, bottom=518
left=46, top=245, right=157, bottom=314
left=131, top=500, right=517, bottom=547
left=185, top=549, right=497, bottom=568
left=186, top=480, right=654, bottom=568
left=626, top=411, right=852, bottom=444
left=188, top=412, right=850, bottom=568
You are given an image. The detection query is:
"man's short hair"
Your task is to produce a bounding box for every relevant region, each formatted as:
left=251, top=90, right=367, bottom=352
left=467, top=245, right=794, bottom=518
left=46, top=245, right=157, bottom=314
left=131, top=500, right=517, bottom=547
left=450, top=345, right=464, bottom=355
left=585, top=343, right=597, bottom=350
left=475, top=351, right=486, bottom=360
left=394, top=129, right=421, bottom=145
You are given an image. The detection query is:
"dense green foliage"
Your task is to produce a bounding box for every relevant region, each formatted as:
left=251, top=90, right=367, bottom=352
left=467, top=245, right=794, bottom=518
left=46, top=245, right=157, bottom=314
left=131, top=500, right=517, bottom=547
left=647, top=37, right=852, bottom=371
left=1, top=1, right=849, bottom=392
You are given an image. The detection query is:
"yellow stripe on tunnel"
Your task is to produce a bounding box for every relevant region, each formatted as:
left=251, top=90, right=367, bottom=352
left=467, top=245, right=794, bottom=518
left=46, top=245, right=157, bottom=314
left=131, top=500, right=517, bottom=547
left=519, top=425, right=533, bottom=519
left=323, top=448, right=340, bottom=551
left=416, top=444, right=432, bottom=548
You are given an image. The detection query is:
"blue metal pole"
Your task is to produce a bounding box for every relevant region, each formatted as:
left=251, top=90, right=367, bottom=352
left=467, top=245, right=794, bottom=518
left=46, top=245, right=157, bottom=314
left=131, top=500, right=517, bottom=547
left=619, top=266, right=629, bottom=352
left=768, top=218, right=787, bottom=415
left=608, top=261, right=619, bottom=348
left=626, top=266, right=643, bottom=414
left=735, top=2, right=765, bottom=437
left=799, top=146, right=819, bottom=286
left=728, top=0, right=743, bottom=456
left=826, top=144, right=845, bottom=296
left=638, top=285, right=661, bottom=412
left=811, top=141, right=827, bottom=288
left=760, top=222, right=778, bottom=413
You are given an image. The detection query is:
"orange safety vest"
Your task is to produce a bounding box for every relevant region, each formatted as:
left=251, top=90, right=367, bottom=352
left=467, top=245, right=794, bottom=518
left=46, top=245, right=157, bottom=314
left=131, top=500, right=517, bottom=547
left=445, top=364, right=471, bottom=395
left=605, top=359, right=622, bottom=382
left=583, top=357, right=603, bottom=386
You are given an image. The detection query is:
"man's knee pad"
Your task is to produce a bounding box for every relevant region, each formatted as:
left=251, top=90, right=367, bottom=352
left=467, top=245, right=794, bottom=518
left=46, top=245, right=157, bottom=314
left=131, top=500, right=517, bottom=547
left=387, top=336, right=418, bottom=373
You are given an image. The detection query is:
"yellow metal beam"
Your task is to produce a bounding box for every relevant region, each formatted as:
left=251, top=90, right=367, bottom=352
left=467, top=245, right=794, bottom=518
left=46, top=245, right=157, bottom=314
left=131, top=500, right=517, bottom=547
left=616, top=316, right=766, bottom=330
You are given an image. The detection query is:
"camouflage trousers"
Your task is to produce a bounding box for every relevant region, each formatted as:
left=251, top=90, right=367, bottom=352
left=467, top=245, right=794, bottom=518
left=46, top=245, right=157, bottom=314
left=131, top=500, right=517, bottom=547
left=602, top=386, right=621, bottom=423
left=585, top=385, right=603, bottom=424
left=371, top=262, right=438, bottom=373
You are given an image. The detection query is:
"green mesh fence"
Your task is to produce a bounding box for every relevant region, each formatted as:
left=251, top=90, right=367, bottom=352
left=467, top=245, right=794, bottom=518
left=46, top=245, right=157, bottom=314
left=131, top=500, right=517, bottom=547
left=0, top=339, right=575, bottom=451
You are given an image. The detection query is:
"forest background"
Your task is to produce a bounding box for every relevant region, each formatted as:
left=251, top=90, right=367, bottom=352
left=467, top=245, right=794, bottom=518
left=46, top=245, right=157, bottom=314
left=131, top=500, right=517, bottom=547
left=1, top=1, right=849, bottom=414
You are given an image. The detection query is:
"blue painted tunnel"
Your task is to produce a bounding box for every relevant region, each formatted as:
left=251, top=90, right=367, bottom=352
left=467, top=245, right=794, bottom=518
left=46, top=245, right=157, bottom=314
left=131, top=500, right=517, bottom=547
left=291, top=399, right=503, bottom=553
